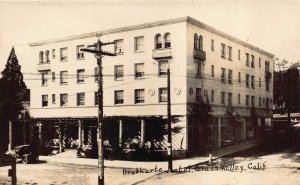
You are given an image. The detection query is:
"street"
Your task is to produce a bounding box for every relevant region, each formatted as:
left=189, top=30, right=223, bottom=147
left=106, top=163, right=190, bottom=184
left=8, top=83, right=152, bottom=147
left=0, top=162, right=157, bottom=185
left=1, top=127, right=300, bottom=185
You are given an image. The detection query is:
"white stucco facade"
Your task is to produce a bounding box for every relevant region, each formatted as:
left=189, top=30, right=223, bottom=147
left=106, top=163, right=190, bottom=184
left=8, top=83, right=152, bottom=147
left=29, top=16, right=274, bottom=154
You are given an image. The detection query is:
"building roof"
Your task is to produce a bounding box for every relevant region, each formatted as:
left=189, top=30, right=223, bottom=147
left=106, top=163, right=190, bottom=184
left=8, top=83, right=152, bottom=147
left=28, top=16, right=275, bottom=58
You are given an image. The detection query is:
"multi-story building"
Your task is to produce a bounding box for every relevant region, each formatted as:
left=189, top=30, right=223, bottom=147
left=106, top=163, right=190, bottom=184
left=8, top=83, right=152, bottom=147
left=29, top=16, right=274, bottom=158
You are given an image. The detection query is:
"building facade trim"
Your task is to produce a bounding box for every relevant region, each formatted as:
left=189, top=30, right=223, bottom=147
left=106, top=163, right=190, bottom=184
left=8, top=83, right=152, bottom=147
left=28, top=16, right=275, bottom=58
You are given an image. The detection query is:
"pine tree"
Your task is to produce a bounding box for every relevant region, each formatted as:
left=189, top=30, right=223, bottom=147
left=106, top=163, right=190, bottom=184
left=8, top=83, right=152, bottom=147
left=0, top=47, right=27, bottom=120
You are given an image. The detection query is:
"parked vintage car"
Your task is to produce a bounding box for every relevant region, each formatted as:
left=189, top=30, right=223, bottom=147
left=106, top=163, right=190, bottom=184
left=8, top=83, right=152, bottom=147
left=12, top=145, right=39, bottom=164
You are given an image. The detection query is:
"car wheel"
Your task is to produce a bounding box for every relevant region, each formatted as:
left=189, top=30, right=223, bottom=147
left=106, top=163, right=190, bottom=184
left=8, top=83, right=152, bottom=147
left=22, top=156, right=28, bottom=164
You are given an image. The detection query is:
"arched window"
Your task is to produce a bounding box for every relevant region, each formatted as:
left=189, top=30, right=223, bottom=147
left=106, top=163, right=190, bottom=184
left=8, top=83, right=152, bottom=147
left=155, top=34, right=162, bottom=49
left=39, top=51, right=44, bottom=64
left=194, top=34, right=198, bottom=49
left=164, top=33, right=171, bottom=48
left=45, top=50, right=50, bottom=63
left=199, top=35, right=203, bottom=51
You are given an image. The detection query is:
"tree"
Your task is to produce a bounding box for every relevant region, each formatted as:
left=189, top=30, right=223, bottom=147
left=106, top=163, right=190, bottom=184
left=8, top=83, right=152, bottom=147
left=273, top=60, right=300, bottom=118
left=0, top=47, right=27, bottom=151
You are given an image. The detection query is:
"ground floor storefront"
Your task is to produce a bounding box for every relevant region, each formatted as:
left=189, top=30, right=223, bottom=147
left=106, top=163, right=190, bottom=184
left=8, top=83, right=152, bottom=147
left=8, top=107, right=273, bottom=160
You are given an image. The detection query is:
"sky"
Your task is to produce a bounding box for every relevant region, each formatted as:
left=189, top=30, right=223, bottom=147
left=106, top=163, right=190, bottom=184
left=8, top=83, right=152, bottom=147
left=1, top=0, right=300, bottom=88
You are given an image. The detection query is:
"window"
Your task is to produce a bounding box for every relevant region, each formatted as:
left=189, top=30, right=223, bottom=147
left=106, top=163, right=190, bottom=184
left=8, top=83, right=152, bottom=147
left=259, top=97, right=261, bottom=107
left=135, top=89, right=145, bottom=104
left=196, top=88, right=202, bottom=102
left=52, top=49, right=55, bottom=59
left=60, top=71, right=68, bottom=84
left=238, top=94, right=241, bottom=104
left=194, top=34, right=198, bottom=49
left=77, top=93, right=85, bottom=106
left=60, top=94, right=68, bottom=106
left=115, top=39, right=124, bottom=54
left=94, top=92, right=99, bottom=105
left=45, top=50, right=50, bottom=63
left=134, top=36, right=144, bottom=52
left=39, top=51, right=44, bottom=63
left=52, top=94, right=56, bottom=104
left=211, top=39, right=214, bottom=51
left=94, top=67, right=99, bottom=82
left=259, top=58, right=261, bottom=68
left=199, top=35, right=203, bottom=50
left=115, top=90, right=124, bottom=104
left=266, top=61, right=270, bottom=72
left=228, top=46, right=232, bottom=60
left=266, top=98, right=269, bottom=108
left=41, top=71, right=48, bottom=86
left=251, top=96, right=255, bottom=107
left=196, top=62, right=202, bottom=77
left=266, top=80, right=270, bottom=91
left=211, top=90, right=214, bottom=102
left=228, top=69, right=232, bottom=84
left=238, top=72, right=241, bottom=83
left=114, top=65, right=124, bottom=80
left=238, top=50, right=240, bottom=60
left=211, top=65, right=214, bottom=77
left=60, top=47, right=68, bottom=61
left=221, top=43, right=226, bottom=58
left=52, top=72, right=55, bottom=82
left=246, top=95, right=249, bottom=106
left=154, top=34, right=162, bottom=49
left=259, top=77, right=261, bottom=87
left=135, top=63, right=144, bottom=78
left=77, top=45, right=85, bottom=59
left=164, top=33, right=171, bottom=48
left=246, top=74, right=250, bottom=87
left=77, top=69, right=85, bottom=83
left=246, top=53, right=249, bottom=66
left=251, top=55, right=255, bottom=68
left=221, top=68, right=226, bottom=83
left=159, top=88, right=167, bottom=102
left=228, top=93, right=232, bottom=105
left=42, top=95, right=48, bottom=107
left=159, top=61, right=168, bottom=76
left=221, top=91, right=226, bottom=105
left=251, top=75, right=255, bottom=89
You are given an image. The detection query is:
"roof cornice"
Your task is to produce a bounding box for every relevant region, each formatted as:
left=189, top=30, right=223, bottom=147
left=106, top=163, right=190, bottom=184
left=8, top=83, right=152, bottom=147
left=29, top=16, right=274, bottom=58
left=186, top=16, right=275, bottom=58
left=28, top=17, right=188, bottom=46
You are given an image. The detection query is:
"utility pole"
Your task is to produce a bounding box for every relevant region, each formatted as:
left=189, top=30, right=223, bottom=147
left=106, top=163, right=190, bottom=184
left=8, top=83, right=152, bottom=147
left=167, top=65, right=173, bottom=172
left=81, top=37, right=116, bottom=185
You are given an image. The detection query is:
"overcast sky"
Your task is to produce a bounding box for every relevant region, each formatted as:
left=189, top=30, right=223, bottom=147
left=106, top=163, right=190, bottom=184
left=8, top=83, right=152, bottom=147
left=1, top=0, right=300, bottom=88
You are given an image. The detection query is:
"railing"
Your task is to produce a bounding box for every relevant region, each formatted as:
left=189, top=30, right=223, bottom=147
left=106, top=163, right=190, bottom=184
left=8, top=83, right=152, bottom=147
left=37, top=63, right=51, bottom=71
left=265, top=71, right=272, bottom=79
left=152, top=48, right=172, bottom=59
left=193, top=49, right=206, bottom=60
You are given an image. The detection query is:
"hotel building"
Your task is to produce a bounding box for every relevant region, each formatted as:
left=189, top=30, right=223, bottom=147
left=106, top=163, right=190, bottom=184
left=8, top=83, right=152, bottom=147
left=29, top=16, right=274, bottom=158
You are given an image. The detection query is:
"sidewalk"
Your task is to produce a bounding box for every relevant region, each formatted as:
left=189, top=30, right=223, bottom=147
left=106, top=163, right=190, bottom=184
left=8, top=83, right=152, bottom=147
left=40, top=139, right=261, bottom=170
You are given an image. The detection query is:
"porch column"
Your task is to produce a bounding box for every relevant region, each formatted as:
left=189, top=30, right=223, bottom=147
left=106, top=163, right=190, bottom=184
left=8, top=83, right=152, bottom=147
left=38, top=122, right=43, bottom=153
left=29, top=120, right=33, bottom=144
left=218, top=117, right=221, bottom=148
left=59, top=123, right=64, bottom=152
left=8, top=120, right=12, bottom=153
left=88, top=127, right=92, bottom=145
left=82, top=125, right=85, bottom=145
left=119, top=120, right=123, bottom=147
left=23, top=120, right=27, bottom=144
left=141, top=119, right=146, bottom=147
left=78, top=120, right=82, bottom=148
left=241, top=119, right=246, bottom=140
